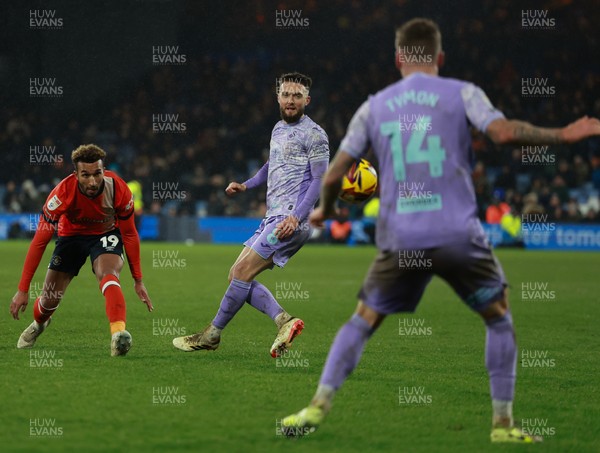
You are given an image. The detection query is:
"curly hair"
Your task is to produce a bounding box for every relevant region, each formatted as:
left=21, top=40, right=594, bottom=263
left=71, top=144, right=106, bottom=166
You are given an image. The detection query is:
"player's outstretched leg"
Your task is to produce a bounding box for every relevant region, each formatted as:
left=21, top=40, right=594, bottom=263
left=100, top=274, right=131, bottom=356
left=245, top=280, right=304, bottom=357
left=172, top=323, right=221, bottom=352
left=282, top=309, right=378, bottom=436
left=111, top=330, right=132, bottom=357
left=483, top=307, right=541, bottom=443
left=17, top=297, right=55, bottom=349
left=172, top=278, right=251, bottom=352
left=17, top=270, right=71, bottom=349
left=270, top=313, right=304, bottom=358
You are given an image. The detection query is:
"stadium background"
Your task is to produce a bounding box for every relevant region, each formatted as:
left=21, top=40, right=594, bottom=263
left=1, top=0, right=599, bottom=247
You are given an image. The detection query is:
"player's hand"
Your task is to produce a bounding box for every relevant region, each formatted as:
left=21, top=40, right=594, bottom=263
left=10, top=290, right=29, bottom=320
left=309, top=207, right=338, bottom=228
left=225, top=182, right=246, bottom=196
left=134, top=281, right=153, bottom=312
left=275, top=215, right=299, bottom=240
left=561, top=116, right=600, bottom=143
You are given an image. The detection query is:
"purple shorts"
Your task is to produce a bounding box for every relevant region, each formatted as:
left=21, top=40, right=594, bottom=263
left=359, top=236, right=507, bottom=314
left=244, top=216, right=311, bottom=268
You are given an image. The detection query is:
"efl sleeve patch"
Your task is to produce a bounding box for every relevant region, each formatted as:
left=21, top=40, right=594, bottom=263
left=46, top=195, right=62, bottom=211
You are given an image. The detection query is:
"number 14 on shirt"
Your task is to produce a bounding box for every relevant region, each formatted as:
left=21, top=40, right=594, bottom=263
left=380, top=116, right=446, bottom=213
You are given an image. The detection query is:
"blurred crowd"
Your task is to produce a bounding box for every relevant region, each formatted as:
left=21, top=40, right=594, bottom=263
left=1, top=0, right=599, bottom=224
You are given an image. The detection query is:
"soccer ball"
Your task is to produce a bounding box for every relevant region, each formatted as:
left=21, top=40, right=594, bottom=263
left=339, top=159, right=378, bottom=204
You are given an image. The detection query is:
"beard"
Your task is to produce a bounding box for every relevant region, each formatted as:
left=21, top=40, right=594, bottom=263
left=279, top=106, right=304, bottom=123
left=79, top=180, right=104, bottom=198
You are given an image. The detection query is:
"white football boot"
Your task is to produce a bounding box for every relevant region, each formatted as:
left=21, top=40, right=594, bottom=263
left=270, top=317, right=304, bottom=358
left=17, top=318, right=52, bottom=349
left=172, top=324, right=220, bottom=352
left=111, top=330, right=132, bottom=356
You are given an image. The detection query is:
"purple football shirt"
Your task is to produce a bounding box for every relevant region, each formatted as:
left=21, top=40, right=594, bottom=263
left=340, top=72, right=505, bottom=249
left=267, top=115, right=329, bottom=219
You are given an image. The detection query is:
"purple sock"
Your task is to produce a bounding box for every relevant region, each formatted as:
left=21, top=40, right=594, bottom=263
left=212, top=279, right=252, bottom=330
left=485, top=312, right=517, bottom=401
left=319, top=314, right=374, bottom=390
left=246, top=281, right=284, bottom=320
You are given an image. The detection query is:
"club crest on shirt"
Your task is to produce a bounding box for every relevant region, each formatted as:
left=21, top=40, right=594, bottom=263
left=47, top=195, right=62, bottom=211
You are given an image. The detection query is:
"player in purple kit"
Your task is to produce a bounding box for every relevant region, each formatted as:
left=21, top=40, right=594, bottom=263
left=282, top=18, right=600, bottom=442
left=173, top=72, right=329, bottom=357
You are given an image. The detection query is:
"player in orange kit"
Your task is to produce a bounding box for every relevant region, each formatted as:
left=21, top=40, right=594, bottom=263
left=9, top=144, right=153, bottom=356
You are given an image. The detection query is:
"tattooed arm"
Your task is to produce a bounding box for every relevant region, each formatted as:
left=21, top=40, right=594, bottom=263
left=486, top=116, right=600, bottom=145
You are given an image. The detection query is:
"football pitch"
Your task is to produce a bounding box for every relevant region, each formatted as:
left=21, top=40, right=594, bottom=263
left=0, top=241, right=598, bottom=453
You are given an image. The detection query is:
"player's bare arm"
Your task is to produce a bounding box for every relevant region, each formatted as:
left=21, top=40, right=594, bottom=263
left=10, top=291, right=29, bottom=320
left=560, top=116, right=600, bottom=143
left=10, top=217, right=57, bottom=320
left=486, top=115, right=600, bottom=145
left=275, top=215, right=299, bottom=240
left=119, top=214, right=153, bottom=312
left=134, top=280, right=153, bottom=312
left=309, top=150, right=355, bottom=227
left=225, top=182, right=247, bottom=195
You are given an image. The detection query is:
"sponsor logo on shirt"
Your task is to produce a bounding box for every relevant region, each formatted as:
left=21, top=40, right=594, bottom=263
left=125, top=196, right=134, bottom=212
left=47, top=195, right=62, bottom=211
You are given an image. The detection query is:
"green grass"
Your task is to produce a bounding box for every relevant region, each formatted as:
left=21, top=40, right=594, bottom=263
left=0, top=241, right=598, bottom=452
